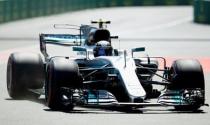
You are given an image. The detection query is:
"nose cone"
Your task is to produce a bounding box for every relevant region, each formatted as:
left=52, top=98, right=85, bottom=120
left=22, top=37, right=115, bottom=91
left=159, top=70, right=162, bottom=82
left=112, top=56, right=146, bottom=100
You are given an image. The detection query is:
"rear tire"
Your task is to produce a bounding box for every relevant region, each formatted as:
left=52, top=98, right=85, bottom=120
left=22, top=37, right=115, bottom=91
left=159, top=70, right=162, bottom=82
left=169, top=59, right=205, bottom=111
left=46, top=58, right=82, bottom=111
left=7, top=53, right=44, bottom=99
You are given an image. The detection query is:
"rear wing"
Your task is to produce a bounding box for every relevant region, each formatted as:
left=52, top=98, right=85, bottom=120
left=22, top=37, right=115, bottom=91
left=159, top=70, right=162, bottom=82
left=39, top=34, right=85, bottom=58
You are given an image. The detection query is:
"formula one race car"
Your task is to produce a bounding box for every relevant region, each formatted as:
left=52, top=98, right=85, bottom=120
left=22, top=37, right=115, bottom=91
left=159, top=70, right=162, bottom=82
left=7, top=19, right=207, bottom=112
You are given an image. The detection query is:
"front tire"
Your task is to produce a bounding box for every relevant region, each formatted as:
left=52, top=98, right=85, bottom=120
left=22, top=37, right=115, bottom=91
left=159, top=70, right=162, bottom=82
left=46, top=58, right=82, bottom=111
left=169, top=59, right=204, bottom=90
left=169, top=59, right=205, bottom=111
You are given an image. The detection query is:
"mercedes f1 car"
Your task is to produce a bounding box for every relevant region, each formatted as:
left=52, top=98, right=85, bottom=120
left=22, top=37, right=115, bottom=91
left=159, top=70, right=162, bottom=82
left=7, top=19, right=207, bottom=111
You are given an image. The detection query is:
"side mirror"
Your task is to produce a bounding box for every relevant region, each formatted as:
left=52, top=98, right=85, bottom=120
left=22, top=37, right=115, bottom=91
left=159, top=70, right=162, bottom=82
left=72, top=46, right=86, bottom=52
left=131, top=47, right=145, bottom=57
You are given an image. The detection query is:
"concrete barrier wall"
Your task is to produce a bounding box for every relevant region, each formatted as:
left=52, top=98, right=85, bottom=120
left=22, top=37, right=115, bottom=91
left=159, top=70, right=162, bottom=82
left=194, top=0, right=210, bottom=24
left=0, top=0, right=193, bottom=24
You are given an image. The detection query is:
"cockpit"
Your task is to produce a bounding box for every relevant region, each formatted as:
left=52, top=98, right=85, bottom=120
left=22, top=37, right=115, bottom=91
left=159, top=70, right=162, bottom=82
left=86, top=29, right=113, bottom=57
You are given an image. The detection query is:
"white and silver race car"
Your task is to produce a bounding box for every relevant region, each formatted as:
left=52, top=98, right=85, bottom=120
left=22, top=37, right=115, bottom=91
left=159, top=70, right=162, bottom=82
left=7, top=20, right=207, bottom=112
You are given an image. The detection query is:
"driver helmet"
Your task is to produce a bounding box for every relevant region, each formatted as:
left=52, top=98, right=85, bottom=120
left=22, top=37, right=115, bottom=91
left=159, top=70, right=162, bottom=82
left=94, top=40, right=112, bottom=57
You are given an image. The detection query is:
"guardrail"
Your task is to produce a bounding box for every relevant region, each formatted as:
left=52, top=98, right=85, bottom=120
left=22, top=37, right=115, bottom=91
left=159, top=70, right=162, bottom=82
left=0, top=0, right=193, bottom=24
left=194, top=0, right=210, bottom=24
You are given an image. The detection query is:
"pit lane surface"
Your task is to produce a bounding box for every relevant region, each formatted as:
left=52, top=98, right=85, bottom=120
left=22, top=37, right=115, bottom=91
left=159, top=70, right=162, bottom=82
left=0, top=6, right=210, bottom=125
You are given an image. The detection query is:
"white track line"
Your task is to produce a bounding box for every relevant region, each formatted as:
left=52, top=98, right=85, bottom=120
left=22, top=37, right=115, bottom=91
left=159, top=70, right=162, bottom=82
left=140, top=17, right=191, bottom=32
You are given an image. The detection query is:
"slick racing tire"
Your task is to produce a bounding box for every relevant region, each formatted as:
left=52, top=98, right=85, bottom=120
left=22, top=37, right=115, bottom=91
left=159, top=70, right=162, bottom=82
left=169, top=59, right=205, bottom=111
left=169, top=59, right=204, bottom=90
left=7, top=53, right=44, bottom=99
left=46, top=57, right=82, bottom=111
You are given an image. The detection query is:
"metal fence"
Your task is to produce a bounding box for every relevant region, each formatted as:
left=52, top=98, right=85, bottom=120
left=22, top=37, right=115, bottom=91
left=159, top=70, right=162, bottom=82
left=0, top=0, right=193, bottom=24
left=194, top=0, right=210, bottom=24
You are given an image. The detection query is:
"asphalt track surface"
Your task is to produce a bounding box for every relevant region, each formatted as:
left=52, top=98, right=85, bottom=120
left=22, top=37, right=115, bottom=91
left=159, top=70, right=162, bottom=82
left=0, top=6, right=210, bottom=125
